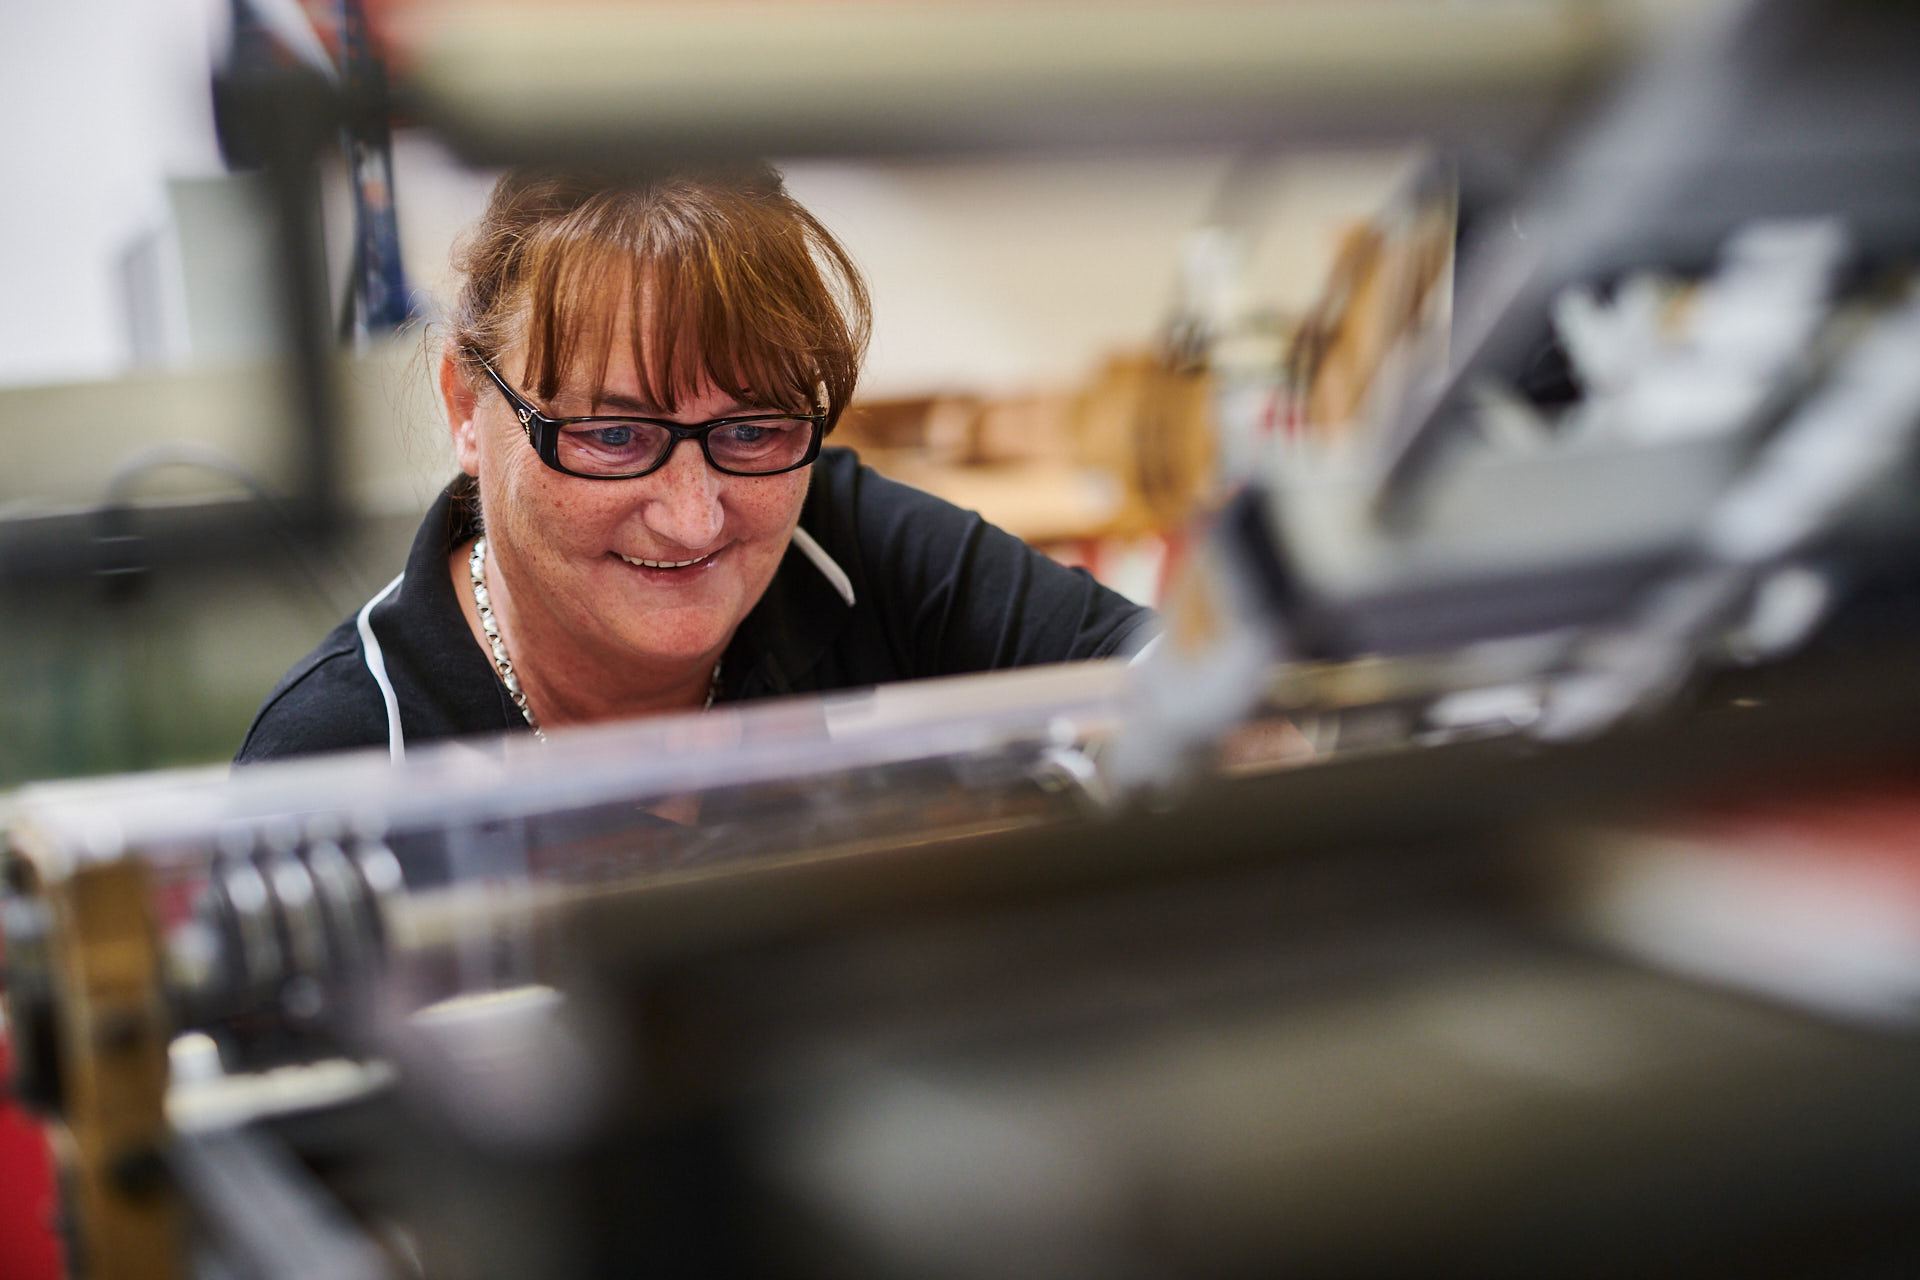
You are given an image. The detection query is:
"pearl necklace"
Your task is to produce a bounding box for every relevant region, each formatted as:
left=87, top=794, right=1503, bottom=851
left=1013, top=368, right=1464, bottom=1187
left=468, top=537, right=720, bottom=741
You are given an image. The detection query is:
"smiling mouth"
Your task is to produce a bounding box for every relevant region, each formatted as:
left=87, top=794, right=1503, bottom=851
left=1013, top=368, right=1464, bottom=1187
left=616, top=551, right=716, bottom=570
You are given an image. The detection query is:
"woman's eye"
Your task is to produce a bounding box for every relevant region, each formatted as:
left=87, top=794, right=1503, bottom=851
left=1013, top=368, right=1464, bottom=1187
left=709, top=419, right=811, bottom=470
left=562, top=422, right=654, bottom=454
left=589, top=425, right=636, bottom=448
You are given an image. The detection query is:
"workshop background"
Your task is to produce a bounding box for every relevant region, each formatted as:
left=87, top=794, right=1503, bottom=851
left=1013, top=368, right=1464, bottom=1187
left=0, top=0, right=1465, bottom=786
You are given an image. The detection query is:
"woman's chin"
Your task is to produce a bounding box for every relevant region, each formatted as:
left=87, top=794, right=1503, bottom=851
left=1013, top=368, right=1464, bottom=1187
left=607, top=617, right=733, bottom=670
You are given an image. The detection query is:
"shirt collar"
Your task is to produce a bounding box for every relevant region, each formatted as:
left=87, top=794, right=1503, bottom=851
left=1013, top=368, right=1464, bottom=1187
left=724, top=499, right=857, bottom=700
left=401, top=478, right=858, bottom=709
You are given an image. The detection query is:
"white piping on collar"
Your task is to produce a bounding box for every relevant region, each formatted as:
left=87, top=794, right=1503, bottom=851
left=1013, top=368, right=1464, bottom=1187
left=790, top=527, right=855, bottom=606
left=357, top=573, right=407, bottom=762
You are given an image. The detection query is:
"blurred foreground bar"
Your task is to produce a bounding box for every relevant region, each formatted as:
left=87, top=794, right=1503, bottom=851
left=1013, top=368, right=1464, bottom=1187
left=394, top=0, right=1648, bottom=164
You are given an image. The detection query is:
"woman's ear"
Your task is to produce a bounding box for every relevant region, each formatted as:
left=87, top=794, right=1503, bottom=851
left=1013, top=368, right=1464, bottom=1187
left=441, top=350, right=482, bottom=478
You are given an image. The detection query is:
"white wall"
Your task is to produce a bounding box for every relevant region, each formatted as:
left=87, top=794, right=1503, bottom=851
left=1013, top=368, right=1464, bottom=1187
left=0, top=0, right=227, bottom=387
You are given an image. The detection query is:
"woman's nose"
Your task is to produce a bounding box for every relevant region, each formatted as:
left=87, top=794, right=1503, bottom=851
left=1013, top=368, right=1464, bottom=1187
left=638, top=441, right=725, bottom=548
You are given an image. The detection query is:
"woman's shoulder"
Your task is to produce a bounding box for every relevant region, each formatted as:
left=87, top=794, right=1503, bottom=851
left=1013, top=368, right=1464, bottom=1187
left=803, top=446, right=992, bottom=553
left=809, top=445, right=957, bottom=513
left=234, top=621, right=391, bottom=765
left=799, top=446, right=1156, bottom=672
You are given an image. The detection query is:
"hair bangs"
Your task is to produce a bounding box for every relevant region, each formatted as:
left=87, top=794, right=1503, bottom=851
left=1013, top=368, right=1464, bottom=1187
left=516, top=202, right=631, bottom=404
left=650, top=225, right=830, bottom=416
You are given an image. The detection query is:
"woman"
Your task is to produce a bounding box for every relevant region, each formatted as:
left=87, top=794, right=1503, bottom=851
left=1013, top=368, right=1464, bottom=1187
left=238, top=166, right=1153, bottom=763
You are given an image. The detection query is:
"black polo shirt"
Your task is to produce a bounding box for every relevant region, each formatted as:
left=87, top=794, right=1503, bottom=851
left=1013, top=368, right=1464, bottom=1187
left=236, top=448, right=1155, bottom=763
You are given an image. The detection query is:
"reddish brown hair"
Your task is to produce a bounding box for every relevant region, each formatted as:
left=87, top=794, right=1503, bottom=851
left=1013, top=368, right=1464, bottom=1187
left=447, top=165, right=870, bottom=427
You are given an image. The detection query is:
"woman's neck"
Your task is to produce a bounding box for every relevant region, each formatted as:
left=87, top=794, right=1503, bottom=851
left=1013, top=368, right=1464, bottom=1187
left=449, top=537, right=721, bottom=729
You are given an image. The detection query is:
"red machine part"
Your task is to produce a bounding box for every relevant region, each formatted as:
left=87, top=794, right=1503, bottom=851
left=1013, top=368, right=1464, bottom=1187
left=0, top=985, right=63, bottom=1280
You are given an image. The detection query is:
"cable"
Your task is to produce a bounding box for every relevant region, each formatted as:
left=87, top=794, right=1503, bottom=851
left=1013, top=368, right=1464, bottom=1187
left=99, top=442, right=367, bottom=617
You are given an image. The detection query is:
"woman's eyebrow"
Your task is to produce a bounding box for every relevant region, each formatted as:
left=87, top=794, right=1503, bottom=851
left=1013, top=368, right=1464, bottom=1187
left=587, top=389, right=768, bottom=416
left=588, top=390, right=668, bottom=415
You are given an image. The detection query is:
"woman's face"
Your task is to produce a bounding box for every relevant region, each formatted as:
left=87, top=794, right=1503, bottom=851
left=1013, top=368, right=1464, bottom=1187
left=447, top=314, right=810, bottom=678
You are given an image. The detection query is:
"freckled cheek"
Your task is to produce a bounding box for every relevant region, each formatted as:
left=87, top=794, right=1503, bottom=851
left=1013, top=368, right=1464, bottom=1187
left=501, top=459, right=629, bottom=556
left=723, top=476, right=808, bottom=542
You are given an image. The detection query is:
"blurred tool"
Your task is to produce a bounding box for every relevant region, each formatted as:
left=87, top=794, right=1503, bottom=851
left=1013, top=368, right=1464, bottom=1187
left=337, top=0, right=414, bottom=339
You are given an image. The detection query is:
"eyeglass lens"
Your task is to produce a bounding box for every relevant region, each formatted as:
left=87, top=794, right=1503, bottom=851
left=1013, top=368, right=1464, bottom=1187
left=556, top=418, right=816, bottom=476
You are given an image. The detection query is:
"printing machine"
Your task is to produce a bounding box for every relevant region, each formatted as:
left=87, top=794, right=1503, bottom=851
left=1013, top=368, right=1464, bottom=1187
left=8, top=0, right=1920, bottom=1276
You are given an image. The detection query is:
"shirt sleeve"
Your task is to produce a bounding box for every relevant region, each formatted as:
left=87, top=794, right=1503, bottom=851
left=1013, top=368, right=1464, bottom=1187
left=840, top=457, right=1157, bottom=677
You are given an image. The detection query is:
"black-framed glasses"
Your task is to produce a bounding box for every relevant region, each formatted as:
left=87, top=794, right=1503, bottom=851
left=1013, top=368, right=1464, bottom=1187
left=474, top=356, right=826, bottom=480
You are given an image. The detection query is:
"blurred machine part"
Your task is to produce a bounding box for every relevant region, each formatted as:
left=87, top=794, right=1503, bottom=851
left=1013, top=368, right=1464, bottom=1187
left=1116, top=0, right=1920, bottom=773
left=9, top=0, right=1920, bottom=1277
left=1549, top=783, right=1920, bottom=1028
left=8, top=614, right=1920, bottom=1278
